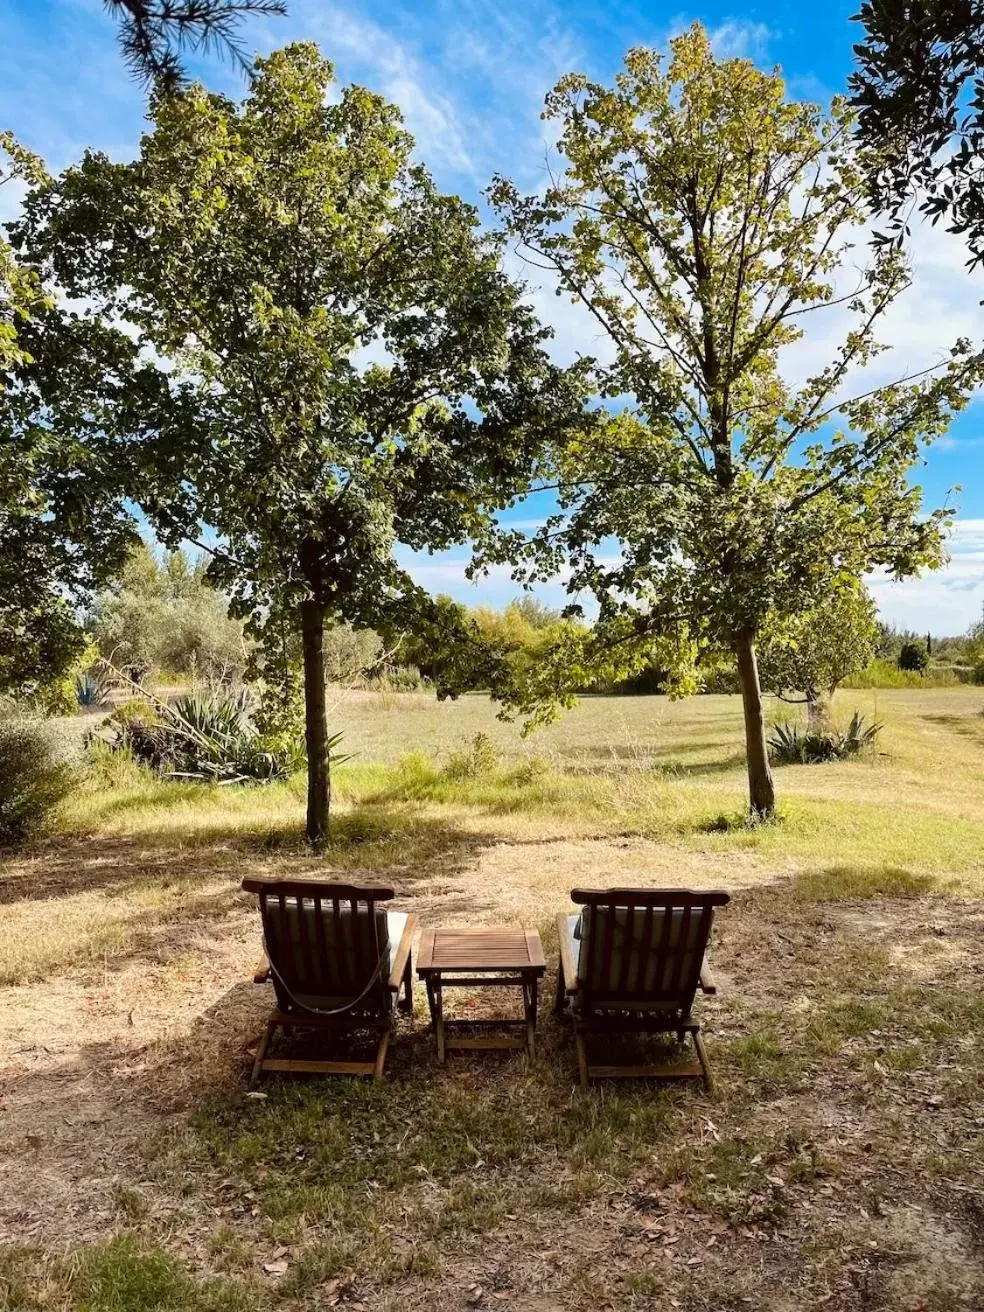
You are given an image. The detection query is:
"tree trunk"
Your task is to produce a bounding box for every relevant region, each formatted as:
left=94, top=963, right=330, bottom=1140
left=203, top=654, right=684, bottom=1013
left=301, top=598, right=330, bottom=845
left=806, top=684, right=831, bottom=732
left=734, top=627, right=776, bottom=819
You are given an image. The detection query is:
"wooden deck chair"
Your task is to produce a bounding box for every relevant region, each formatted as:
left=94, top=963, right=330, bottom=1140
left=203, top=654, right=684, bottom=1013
left=243, top=876, right=417, bottom=1084
left=555, top=888, right=729, bottom=1090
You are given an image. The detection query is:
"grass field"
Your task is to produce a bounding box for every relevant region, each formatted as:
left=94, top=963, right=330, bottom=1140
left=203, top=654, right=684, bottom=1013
left=2, top=687, right=983, bottom=1309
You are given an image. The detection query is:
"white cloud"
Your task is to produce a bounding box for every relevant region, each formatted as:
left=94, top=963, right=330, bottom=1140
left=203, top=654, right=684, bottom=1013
left=868, top=519, right=984, bottom=634
left=282, top=0, right=586, bottom=189
left=705, top=20, right=774, bottom=61
left=285, top=4, right=477, bottom=177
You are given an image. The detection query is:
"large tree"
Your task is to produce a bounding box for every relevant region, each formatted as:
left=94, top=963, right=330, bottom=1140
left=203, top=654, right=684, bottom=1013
left=18, top=44, right=581, bottom=841
left=487, top=25, right=983, bottom=817
left=851, top=0, right=984, bottom=266
left=1, top=134, right=139, bottom=702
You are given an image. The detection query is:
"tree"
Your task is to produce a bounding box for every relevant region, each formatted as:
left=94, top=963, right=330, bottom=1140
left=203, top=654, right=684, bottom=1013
left=966, top=605, right=984, bottom=679
left=851, top=1, right=984, bottom=266
left=758, top=583, right=878, bottom=729
left=21, top=45, right=581, bottom=842
left=1, top=134, right=140, bottom=704
left=89, top=541, right=246, bottom=681
left=106, top=0, right=286, bottom=87
left=899, top=640, right=930, bottom=672
left=487, top=25, right=983, bottom=817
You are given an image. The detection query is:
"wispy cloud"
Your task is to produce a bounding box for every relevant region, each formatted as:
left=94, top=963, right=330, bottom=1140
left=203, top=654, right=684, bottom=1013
left=869, top=519, right=984, bottom=633
left=705, top=19, right=774, bottom=60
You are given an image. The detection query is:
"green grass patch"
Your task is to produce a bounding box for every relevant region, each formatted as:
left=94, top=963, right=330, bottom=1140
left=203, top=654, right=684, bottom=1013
left=0, top=1237, right=251, bottom=1312
left=791, top=864, right=936, bottom=901
left=155, top=1055, right=689, bottom=1298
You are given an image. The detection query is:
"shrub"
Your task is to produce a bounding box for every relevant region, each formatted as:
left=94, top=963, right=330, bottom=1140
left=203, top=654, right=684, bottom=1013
left=443, top=732, right=499, bottom=780
left=843, top=657, right=961, bottom=689
left=89, top=542, right=247, bottom=683
left=898, top=641, right=930, bottom=673
left=377, top=663, right=430, bottom=692
left=323, top=623, right=384, bottom=683
left=769, top=712, right=882, bottom=765
left=0, top=719, right=75, bottom=845
left=97, top=689, right=312, bottom=783
left=512, top=754, right=551, bottom=785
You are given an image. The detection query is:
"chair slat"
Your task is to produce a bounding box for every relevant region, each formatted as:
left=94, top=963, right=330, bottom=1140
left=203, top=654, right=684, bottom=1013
left=599, top=897, right=616, bottom=997
left=640, top=901, right=655, bottom=993
left=674, top=902, right=692, bottom=1000
left=655, top=897, right=675, bottom=997
left=617, top=903, right=634, bottom=993
left=312, top=888, right=328, bottom=977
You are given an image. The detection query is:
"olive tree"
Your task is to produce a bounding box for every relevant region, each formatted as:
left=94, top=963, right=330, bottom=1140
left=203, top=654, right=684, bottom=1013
left=487, top=25, right=983, bottom=817
left=19, top=45, right=580, bottom=841
left=852, top=0, right=984, bottom=268
left=757, top=583, right=878, bottom=730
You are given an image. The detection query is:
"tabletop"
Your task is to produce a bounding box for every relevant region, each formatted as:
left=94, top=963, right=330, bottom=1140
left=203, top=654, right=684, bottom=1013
left=417, top=926, right=546, bottom=975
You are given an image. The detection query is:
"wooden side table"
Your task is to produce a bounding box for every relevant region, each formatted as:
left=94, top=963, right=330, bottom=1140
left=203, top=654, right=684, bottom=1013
left=416, top=927, right=547, bottom=1061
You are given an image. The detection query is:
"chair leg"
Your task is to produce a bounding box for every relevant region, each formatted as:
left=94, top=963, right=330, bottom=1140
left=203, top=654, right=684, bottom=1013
left=575, top=1033, right=590, bottom=1089
left=399, top=958, right=413, bottom=1014
left=554, top=971, right=566, bottom=1016
left=372, top=1030, right=392, bottom=1081
left=249, top=1017, right=277, bottom=1088
left=693, top=1030, right=714, bottom=1095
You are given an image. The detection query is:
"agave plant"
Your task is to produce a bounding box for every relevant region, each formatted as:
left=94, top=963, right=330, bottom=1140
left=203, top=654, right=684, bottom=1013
left=840, top=710, right=883, bottom=754
left=769, top=713, right=882, bottom=765
left=101, top=686, right=338, bottom=785
left=75, top=668, right=114, bottom=709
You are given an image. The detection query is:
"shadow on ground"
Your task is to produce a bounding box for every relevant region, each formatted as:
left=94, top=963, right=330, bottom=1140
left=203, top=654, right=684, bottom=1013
left=0, top=806, right=501, bottom=910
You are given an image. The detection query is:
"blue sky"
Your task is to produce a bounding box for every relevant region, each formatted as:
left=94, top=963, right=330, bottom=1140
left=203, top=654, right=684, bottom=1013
left=3, top=0, right=983, bottom=633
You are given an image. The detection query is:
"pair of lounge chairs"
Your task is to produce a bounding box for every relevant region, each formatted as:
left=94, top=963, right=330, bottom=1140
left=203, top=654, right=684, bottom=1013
left=243, top=876, right=729, bottom=1089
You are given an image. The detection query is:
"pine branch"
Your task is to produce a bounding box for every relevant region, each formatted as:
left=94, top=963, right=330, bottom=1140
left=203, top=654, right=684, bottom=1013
left=104, top=0, right=286, bottom=88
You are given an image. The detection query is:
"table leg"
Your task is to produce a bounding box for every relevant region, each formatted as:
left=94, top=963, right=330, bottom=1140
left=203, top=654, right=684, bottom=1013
left=434, top=977, right=446, bottom=1063
left=523, top=975, right=537, bottom=1059
left=424, top=975, right=441, bottom=1063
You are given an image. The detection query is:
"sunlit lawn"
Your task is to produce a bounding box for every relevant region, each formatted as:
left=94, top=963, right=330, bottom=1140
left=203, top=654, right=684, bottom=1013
left=60, top=686, right=984, bottom=881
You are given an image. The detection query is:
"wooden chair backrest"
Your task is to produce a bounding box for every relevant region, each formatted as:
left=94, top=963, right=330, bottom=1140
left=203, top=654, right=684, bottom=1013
left=243, top=878, right=396, bottom=1016
left=571, top=888, right=729, bottom=1015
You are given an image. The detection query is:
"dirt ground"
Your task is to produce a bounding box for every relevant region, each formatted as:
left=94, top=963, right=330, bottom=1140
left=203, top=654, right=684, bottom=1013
left=2, top=826, right=983, bottom=1310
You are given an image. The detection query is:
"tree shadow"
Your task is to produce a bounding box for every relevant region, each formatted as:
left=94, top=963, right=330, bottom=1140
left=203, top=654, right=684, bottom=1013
left=921, top=713, right=984, bottom=743
left=654, top=752, right=750, bottom=778
left=0, top=806, right=500, bottom=912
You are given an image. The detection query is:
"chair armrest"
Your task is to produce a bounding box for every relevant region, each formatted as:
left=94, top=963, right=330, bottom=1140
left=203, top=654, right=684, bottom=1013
left=557, top=913, right=579, bottom=994
left=387, top=914, right=418, bottom=991
left=699, top=959, right=717, bottom=994
left=253, top=954, right=271, bottom=984
left=242, top=875, right=278, bottom=893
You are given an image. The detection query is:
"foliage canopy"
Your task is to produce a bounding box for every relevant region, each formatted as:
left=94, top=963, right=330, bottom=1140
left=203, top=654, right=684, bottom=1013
left=1, top=134, right=139, bottom=704
left=851, top=0, right=984, bottom=267
left=19, top=44, right=585, bottom=840
left=487, top=25, right=983, bottom=814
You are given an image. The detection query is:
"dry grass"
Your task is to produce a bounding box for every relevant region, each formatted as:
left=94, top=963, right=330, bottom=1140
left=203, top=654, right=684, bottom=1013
left=2, top=688, right=984, bottom=1309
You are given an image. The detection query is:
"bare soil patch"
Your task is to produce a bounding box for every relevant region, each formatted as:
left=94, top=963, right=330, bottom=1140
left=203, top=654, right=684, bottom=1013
left=2, top=823, right=982, bottom=1311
